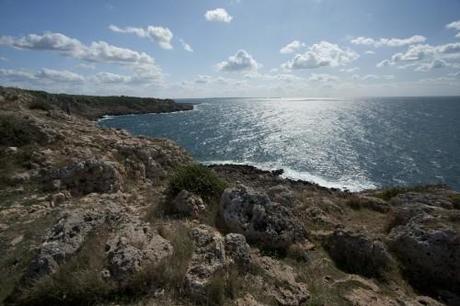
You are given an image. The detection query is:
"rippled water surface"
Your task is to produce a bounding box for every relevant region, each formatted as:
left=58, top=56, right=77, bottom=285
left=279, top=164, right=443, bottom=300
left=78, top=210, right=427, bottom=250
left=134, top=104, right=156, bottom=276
left=99, top=97, right=460, bottom=191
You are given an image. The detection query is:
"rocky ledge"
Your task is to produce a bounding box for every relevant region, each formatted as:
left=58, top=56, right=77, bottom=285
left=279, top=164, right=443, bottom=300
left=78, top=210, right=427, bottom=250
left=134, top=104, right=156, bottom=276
left=0, top=87, right=459, bottom=306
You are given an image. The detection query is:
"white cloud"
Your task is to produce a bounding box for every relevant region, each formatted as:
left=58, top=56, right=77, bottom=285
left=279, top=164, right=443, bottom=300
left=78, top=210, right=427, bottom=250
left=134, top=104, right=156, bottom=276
left=0, top=56, right=8, bottom=61
left=446, top=20, right=460, bottom=31
left=280, top=40, right=305, bottom=54
left=109, top=25, right=173, bottom=49
left=0, top=32, right=163, bottom=82
left=217, top=50, right=261, bottom=72
left=36, top=68, right=85, bottom=82
left=281, top=41, right=358, bottom=70
left=0, top=68, right=84, bottom=83
left=364, top=50, right=375, bottom=55
left=351, top=35, right=426, bottom=48
left=179, top=39, right=194, bottom=52
left=377, top=42, right=460, bottom=71
left=205, top=8, right=233, bottom=23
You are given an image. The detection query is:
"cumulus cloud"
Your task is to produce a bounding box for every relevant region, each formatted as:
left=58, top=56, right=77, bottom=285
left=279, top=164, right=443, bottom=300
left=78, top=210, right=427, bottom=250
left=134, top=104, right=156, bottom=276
left=446, top=20, right=460, bottom=31
left=377, top=42, right=460, bottom=71
left=280, top=40, right=305, bottom=54
left=109, top=25, right=173, bottom=49
left=281, top=41, right=358, bottom=70
left=340, top=67, right=359, bottom=73
left=0, top=32, right=156, bottom=68
left=179, top=39, right=194, bottom=52
left=217, top=50, right=261, bottom=72
left=364, top=50, right=375, bottom=55
left=351, top=35, right=426, bottom=48
left=205, top=8, right=233, bottom=23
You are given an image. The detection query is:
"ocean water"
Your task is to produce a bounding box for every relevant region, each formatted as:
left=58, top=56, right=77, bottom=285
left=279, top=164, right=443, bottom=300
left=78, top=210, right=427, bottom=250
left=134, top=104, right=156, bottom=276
left=99, top=97, right=460, bottom=191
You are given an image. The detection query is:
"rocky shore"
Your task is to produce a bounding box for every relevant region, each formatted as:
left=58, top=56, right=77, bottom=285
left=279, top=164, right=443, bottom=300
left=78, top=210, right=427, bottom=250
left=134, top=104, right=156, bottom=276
left=0, top=87, right=459, bottom=306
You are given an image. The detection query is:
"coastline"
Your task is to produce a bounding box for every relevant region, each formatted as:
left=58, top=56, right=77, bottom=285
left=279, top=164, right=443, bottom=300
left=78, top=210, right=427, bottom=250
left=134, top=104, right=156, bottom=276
left=1, top=87, right=459, bottom=306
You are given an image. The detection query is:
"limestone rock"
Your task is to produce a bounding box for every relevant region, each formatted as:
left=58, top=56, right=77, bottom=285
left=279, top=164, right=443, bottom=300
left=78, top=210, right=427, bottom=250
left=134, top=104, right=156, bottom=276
left=267, top=185, right=296, bottom=207
left=324, top=230, right=394, bottom=278
left=184, top=225, right=227, bottom=299
left=47, top=159, right=123, bottom=195
left=25, top=207, right=119, bottom=280
left=251, top=254, right=309, bottom=305
left=172, top=190, right=206, bottom=218
left=388, top=213, right=460, bottom=297
left=220, top=185, right=305, bottom=249
left=224, top=233, right=250, bottom=266
left=105, top=218, right=173, bottom=281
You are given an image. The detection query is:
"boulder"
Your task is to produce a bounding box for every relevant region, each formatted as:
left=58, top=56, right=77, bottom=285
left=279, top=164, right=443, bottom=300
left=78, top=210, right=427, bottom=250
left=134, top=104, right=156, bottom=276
left=324, top=230, right=394, bottom=278
left=224, top=233, right=251, bottom=266
left=105, top=218, right=173, bottom=281
left=220, top=185, right=305, bottom=249
left=172, top=190, right=206, bottom=218
left=388, top=213, right=460, bottom=297
left=184, top=225, right=227, bottom=299
left=251, top=254, right=310, bottom=305
left=47, top=159, right=123, bottom=195
left=267, top=185, right=297, bottom=207
left=25, top=207, right=119, bottom=280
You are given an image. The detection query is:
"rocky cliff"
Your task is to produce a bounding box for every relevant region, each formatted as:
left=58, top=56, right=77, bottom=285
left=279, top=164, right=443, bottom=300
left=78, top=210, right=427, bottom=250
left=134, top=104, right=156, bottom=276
left=0, top=87, right=459, bottom=306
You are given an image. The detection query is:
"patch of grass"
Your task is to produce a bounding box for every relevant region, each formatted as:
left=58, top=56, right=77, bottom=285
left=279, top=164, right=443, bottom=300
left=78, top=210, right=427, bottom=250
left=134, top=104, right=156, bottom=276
left=28, top=100, right=53, bottom=111
left=344, top=195, right=365, bottom=210
left=199, top=265, right=244, bottom=306
left=374, top=185, right=445, bottom=201
left=9, top=228, right=112, bottom=306
left=124, top=224, right=193, bottom=299
left=167, top=164, right=227, bottom=202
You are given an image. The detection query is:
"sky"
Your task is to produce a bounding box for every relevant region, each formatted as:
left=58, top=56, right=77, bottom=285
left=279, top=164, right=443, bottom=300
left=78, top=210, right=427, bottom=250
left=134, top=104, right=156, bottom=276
left=0, top=0, right=460, bottom=98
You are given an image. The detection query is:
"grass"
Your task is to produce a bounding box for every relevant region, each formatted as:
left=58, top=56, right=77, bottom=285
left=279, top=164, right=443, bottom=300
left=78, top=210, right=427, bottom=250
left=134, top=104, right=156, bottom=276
left=448, top=194, right=460, bottom=209
left=7, top=227, right=111, bottom=306
left=374, top=184, right=445, bottom=201
left=28, top=100, right=54, bottom=111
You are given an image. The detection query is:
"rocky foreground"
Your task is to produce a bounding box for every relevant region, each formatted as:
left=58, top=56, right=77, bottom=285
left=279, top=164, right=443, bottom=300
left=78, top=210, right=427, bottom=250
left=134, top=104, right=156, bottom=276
left=0, top=87, right=459, bottom=306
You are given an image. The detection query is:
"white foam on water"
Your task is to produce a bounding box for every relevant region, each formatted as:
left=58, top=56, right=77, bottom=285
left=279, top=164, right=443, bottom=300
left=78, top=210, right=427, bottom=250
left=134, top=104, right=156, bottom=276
left=201, top=159, right=377, bottom=192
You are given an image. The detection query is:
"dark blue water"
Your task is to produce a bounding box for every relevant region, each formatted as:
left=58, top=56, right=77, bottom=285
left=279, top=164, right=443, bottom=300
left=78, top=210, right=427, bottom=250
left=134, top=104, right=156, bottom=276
left=99, top=97, right=460, bottom=191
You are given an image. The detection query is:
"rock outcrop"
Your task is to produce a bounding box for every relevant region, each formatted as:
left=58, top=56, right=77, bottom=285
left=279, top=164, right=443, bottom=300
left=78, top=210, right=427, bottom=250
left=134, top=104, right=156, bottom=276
left=220, top=185, right=305, bottom=249
left=172, top=190, right=206, bottom=218
left=325, top=230, right=394, bottom=278
left=46, top=159, right=123, bottom=195
left=105, top=218, right=173, bottom=281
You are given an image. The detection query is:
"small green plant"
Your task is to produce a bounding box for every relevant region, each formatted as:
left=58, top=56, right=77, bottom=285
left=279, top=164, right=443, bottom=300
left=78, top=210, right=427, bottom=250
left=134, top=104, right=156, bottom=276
left=448, top=194, right=460, bottom=209
left=0, top=115, right=46, bottom=146
left=167, top=164, right=227, bottom=202
left=28, top=100, right=53, bottom=111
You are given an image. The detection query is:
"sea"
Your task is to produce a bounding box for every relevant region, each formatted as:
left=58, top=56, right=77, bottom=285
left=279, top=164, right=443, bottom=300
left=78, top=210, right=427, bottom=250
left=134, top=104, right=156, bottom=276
left=99, top=97, right=460, bottom=191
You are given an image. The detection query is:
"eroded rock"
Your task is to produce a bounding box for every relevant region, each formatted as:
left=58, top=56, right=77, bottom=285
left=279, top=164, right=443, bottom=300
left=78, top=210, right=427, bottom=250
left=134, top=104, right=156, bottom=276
left=325, top=230, right=394, bottom=278
left=220, top=185, right=305, bottom=249
left=47, top=159, right=123, bottom=195
left=172, top=190, right=206, bottom=218
left=105, top=218, right=173, bottom=281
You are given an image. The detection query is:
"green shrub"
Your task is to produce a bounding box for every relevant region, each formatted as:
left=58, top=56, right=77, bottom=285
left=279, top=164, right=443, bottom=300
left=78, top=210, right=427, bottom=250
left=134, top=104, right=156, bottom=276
left=449, top=194, right=460, bottom=209
left=167, top=164, right=227, bottom=202
left=0, top=115, right=46, bottom=146
left=28, top=100, right=53, bottom=111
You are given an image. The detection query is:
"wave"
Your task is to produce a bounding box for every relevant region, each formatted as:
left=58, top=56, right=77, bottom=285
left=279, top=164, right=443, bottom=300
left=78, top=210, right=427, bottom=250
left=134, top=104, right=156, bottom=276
left=201, top=159, right=377, bottom=192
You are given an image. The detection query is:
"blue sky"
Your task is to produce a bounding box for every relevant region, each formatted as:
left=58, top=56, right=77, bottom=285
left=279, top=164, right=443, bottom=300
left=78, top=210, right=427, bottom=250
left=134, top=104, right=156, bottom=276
left=0, top=0, right=460, bottom=98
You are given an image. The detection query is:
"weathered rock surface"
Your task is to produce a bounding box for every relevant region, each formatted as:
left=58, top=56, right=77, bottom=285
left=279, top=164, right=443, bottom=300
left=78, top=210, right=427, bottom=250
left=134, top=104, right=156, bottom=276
left=172, top=190, right=206, bottom=218
left=220, top=185, right=305, bottom=249
left=46, top=159, right=123, bottom=195
left=388, top=212, right=460, bottom=298
left=325, top=230, right=394, bottom=278
left=251, top=254, right=310, bottom=305
left=184, top=225, right=227, bottom=299
left=105, top=217, right=173, bottom=281
left=25, top=207, right=119, bottom=280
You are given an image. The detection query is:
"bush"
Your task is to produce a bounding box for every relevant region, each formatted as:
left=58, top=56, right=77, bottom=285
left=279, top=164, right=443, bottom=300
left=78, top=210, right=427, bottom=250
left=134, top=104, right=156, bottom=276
left=0, top=115, right=47, bottom=146
left=28, top=100, right=53, bottom=111
left=167, top=164, right=227, bottom=202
